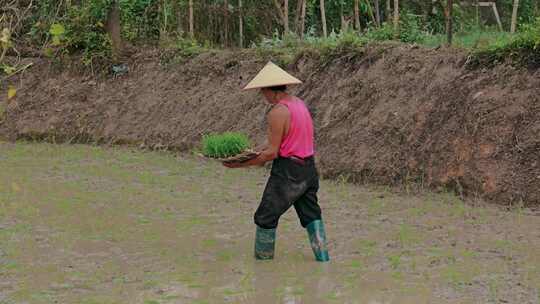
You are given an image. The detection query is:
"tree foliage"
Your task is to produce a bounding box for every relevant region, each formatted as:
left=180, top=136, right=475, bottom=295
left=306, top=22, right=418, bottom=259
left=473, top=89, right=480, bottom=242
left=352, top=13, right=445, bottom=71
left=472, top=16, right=540, bottom=67
left=1, top=0, right=539, bottom=60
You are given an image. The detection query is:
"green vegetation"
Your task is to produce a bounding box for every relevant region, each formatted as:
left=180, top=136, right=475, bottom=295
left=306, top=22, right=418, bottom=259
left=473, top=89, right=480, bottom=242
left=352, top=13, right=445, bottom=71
left=423, top=30, right=513, bottom=49
left=201, top=132, right=250, bottom=158
left=251, top=15, right=540, bottom=67
left=1, top=1, right=539, bottom=69
left=30, top=1, right=113, bottom=63
left=471, top=17, right=540, bottom=66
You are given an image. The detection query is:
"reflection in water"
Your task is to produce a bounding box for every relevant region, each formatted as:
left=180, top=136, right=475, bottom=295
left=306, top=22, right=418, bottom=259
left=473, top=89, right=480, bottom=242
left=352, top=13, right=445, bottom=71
left=4, top=144, right=539, bottom=304
left=250, top=259, right=336, bottom=303
left=151, top=282, right=201, bottom=301
left=282, top=286, right=298, bottom=304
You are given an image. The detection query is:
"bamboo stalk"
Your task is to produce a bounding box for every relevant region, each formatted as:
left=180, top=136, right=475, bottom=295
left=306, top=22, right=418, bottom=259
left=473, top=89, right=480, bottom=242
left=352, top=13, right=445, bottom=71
left=446, top=0, right=453, bottom=45
left=511, top=0, right=520, bottom=33
left=300, top=0, right=306, bottom=38
left=320, top=0, right=327, bottom=37
left=239, top=0, right=243, bottom=48
left=189, top=0, right=194, bottom=39
left=393, top=0, right=399, bottom=35
left=354, top=0, right=361, bottom=31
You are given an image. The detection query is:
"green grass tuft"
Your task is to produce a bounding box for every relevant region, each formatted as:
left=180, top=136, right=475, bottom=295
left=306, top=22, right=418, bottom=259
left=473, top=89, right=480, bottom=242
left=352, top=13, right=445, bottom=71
left=201, top=132, right=250, bottom=158
left=422, top=30, right=513, bottom=49
left=470, top=18, right=540, bottom=67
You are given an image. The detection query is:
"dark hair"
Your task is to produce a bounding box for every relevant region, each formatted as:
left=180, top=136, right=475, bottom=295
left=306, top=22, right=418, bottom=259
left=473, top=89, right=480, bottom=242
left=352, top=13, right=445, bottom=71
left=267, top=85, right=287, bottom=92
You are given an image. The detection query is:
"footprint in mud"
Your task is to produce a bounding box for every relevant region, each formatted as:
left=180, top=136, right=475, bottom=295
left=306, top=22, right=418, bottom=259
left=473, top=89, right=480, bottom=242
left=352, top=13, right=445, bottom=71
left=153, top=283, right=201, bottom=301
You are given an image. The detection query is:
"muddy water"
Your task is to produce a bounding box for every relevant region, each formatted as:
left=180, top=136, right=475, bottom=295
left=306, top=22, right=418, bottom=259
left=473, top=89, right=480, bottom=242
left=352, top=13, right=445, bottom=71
left=1, top=142, right=539, bottom=304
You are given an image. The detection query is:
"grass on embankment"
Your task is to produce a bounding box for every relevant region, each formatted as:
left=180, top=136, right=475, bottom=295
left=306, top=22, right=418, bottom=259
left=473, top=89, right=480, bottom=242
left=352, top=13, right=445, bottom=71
left=163, top=19, right=540, bottom=69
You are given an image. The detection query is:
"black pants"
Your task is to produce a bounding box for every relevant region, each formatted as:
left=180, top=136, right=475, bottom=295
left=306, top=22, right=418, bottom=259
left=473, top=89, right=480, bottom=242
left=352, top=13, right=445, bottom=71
left=254, top=156, right=322, bottom=229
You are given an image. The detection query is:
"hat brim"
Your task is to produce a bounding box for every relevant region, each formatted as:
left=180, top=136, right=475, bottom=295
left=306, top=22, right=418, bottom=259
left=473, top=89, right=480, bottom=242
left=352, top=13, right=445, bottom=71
left=243, top=61, right=302, bottom=90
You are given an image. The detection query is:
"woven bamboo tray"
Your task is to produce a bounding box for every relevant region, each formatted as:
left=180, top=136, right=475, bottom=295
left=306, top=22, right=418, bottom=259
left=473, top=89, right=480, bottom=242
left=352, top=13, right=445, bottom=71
left=218, top=149, right=259, bottom=164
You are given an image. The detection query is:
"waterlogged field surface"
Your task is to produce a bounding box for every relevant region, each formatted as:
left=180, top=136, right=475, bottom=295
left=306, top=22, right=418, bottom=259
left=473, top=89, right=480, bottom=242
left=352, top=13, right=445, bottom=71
left=1, top=142, right=539, bottom=304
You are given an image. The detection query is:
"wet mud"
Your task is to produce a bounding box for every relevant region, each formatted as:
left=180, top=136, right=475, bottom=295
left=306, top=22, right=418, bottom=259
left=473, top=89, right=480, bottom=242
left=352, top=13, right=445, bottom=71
left=1, top=142, right=539, bottom=303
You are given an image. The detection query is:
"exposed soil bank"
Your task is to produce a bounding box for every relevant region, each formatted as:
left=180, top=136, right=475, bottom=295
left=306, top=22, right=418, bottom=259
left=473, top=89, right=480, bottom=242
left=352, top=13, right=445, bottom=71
left=1, top=45, right=539, bottom=205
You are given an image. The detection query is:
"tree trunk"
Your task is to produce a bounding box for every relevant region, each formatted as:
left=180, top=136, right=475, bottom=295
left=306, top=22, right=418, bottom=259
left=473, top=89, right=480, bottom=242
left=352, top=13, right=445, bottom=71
left=374, top=0, right=381, bottom=26
left=340, top=0, right=345, bottom=32
left=354, top=0, right=361, bottom=31
left=273, top=0, right=289, bottom=35
left=224, top=0, right=229, bottom=47
left=159, top=0, right=167, bottom=42
left=284, top=0, right=289, bottom=34
left=189, top=0, right=194, bottom=39
left=211, top=5, right=215, bottom=42
left=295, top=0, right=303, bottom=34
left=492, top=3, right=503, bottom=32
left=386, top=0, right=391, bottom=22
left=475, top=0, right=479, bottom=27
left=174, top=0, right=183, bottom=36
left=300, top=0, right=307, bottom=38
left=367, top=1, right=377, bottom=25
left=446, top=0, right=453, bottom=45
left=511, top=0, right=520, bottom=33
left=393, top=0, right=399, bottom=35
left=106, top=0, right=122, bottom=60
left=239, top=0, right=243, bottom=48
left=320, top=0, right=327, bottom=37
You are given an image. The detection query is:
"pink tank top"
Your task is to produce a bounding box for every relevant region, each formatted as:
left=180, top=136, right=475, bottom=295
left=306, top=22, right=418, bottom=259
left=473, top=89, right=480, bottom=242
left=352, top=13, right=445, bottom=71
left=278, top=97, right=315, bottom=158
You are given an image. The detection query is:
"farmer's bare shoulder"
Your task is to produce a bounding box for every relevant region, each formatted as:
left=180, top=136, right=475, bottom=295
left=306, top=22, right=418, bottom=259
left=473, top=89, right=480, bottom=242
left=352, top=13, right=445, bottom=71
left=268, top=104, right=290, bottom=121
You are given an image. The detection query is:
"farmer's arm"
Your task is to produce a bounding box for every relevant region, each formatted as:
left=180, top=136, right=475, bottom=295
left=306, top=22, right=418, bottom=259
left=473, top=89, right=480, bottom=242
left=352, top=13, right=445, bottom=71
left=224, top=105, right=288, bottom=168
left=254, top=140, right=269, bottom=152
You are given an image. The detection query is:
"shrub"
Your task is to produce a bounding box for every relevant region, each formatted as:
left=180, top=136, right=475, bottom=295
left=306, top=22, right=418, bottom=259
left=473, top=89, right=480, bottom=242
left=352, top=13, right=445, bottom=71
left=201, top=132, right=251, bottom=158
left=171, top=38, right=207, bottom=57
left=364, top=13, right=427, bottom=45
left=422, top=30, right=512, bottom=49
left=399, top=13, right=426, bottom=44
left=251, top=29, right=368, bottom=64
left=25, top=1, right=113, bottom=64
left=364, top=23, right=395, bottom=42
left=160, top=38, right=208, bottom=65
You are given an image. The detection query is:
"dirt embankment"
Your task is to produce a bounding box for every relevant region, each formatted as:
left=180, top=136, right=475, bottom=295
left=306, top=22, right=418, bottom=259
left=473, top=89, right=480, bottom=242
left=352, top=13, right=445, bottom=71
left=1, top=46, right=539, bottom=205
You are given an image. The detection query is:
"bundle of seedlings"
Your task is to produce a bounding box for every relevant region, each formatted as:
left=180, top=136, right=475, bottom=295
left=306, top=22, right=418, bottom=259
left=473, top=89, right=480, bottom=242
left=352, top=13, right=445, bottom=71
left=201, top=132, right=259, bottom=164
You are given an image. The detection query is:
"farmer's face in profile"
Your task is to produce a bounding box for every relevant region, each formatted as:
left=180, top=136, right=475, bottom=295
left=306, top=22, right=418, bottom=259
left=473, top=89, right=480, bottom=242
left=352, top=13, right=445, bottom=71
left=261, top=88, right=275, bottom=104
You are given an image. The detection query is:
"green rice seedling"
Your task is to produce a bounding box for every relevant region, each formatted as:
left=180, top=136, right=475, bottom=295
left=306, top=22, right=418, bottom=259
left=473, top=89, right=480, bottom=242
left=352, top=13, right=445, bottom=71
left=388, top=254, right=402, bottom=270
left=397, top=224, right=419, bottom=248
left=349, top=260, right=364, bottom=269
left=357, top=239, right=377, bottom=257
left=488, top=277, right=500, bottom=303
left=201, top=132, right=250, bottom=158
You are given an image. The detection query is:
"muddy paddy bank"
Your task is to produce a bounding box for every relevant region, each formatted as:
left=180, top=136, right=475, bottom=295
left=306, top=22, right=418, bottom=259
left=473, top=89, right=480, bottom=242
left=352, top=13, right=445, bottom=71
left=1, top=142, right=539, bottom=303
left=1, top=46, right=539, bottom=206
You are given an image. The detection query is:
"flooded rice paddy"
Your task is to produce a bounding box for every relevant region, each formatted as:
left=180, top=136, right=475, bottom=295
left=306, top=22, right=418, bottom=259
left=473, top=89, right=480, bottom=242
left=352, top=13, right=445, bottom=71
left=1, top=142, right=539, bottom=304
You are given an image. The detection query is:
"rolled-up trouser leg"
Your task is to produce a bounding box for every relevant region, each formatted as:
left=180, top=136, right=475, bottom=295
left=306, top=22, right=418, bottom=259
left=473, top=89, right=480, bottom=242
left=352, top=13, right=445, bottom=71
left=306, top=219, right=330, bottom=262
left=254, top=226, right=276, bottom=260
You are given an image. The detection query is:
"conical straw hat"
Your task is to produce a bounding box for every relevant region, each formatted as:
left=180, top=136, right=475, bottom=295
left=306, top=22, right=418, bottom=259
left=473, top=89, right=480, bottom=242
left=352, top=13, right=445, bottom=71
left=243, top=61, right=302, bottom=90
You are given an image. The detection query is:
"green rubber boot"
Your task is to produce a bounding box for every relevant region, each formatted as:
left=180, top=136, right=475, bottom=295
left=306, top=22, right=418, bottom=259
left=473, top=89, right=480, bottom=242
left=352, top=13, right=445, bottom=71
left=306, top=220, right=330, bottom=262
left=254, top=226, right=276, bottom=260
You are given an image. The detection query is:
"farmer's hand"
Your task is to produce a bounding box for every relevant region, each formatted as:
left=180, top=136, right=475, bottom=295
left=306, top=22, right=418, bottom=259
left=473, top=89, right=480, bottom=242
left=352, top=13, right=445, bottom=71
left=254, top=143, right=268, bottom=153
left=222, top=161, right=244, bottom=168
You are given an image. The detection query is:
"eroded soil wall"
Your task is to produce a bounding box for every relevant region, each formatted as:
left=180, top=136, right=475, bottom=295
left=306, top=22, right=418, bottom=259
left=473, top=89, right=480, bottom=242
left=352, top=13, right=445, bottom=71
left=1, top=46, right=539, bottom=205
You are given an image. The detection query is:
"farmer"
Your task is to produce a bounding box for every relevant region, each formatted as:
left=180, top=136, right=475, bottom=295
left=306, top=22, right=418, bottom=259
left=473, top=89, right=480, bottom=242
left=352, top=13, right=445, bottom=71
left=223, top=62, right=329, bottom=262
